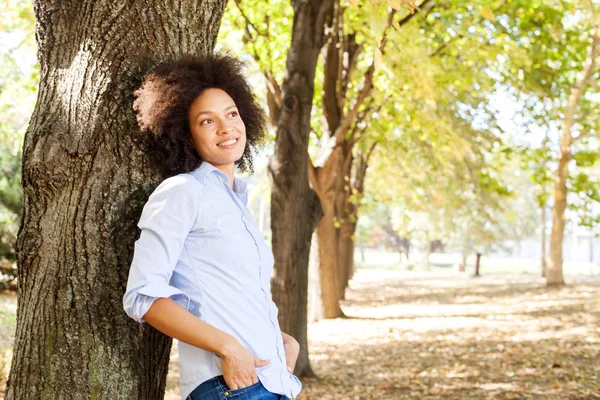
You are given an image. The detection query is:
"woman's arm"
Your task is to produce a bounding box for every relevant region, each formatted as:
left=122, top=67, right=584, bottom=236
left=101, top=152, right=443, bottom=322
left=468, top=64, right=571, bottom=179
left=143, top=298, right=270, bottom=390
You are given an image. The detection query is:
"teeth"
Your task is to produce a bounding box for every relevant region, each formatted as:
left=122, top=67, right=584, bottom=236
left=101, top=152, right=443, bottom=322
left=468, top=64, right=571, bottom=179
left=218, top=139, right=237, bottom=147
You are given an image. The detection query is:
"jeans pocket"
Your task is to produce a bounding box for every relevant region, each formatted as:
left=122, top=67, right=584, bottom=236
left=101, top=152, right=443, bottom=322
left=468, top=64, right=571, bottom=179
left=223, top=380, right=262, bottom=398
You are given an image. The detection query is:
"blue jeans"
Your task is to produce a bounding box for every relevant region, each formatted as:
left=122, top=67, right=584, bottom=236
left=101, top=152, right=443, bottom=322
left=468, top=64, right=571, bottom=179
left=187, top=375, right=291, bottom=400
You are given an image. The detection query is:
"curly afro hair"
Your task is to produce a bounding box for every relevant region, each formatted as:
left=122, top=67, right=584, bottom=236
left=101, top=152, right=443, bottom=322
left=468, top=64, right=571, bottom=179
left=133, top=54, right=267, bottom=178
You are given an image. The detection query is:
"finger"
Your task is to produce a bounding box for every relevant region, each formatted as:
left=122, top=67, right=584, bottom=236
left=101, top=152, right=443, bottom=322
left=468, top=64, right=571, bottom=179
left=236, top=374, right=253, bottom=388
left=254, top=358, right=270, bottom=367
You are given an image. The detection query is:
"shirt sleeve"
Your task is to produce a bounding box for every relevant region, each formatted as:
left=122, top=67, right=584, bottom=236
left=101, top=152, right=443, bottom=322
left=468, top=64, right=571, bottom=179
left=123, top=176, right=198, bottom=323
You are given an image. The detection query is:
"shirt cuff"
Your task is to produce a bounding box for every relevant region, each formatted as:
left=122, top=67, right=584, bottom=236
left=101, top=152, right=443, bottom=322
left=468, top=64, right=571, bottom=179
left=129, top=283, right=190, bottom=323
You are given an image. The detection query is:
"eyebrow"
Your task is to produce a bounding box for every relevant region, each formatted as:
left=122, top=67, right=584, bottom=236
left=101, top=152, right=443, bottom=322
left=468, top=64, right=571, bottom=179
left=194, top=104, right=237, bottom=120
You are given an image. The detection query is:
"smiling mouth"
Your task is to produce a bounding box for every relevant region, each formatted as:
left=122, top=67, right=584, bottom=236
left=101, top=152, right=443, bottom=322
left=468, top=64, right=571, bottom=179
left=217, top=138, right=239, bottom=148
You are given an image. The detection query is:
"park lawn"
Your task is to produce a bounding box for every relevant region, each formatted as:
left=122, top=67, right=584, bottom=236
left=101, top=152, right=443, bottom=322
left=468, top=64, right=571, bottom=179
left=1, top=269, right=599, bottom=399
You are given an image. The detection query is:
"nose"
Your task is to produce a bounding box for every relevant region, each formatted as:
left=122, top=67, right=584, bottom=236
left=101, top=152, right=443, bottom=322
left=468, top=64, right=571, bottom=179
left=217, top=120, right=235, bottom=135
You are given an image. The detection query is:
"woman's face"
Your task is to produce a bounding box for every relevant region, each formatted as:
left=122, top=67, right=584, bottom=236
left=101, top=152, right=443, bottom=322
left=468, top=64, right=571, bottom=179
left=188, top=88, right=247, bottom=169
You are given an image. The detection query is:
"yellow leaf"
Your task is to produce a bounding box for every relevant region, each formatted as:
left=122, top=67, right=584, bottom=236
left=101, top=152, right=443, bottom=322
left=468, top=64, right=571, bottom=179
left=348, top=0, right=358, bottom=5
left=374, top=47, right=383, bottom=71
left=481, top=6, right=495, bottom=21
left=370, top=11, right=388, bottom=37
left=388, top=0, right=405, bottom=11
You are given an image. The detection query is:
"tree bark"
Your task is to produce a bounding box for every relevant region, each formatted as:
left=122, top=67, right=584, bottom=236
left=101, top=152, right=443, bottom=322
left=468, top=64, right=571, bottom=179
left=269, top=0, right=334, bottom=378
left=474, top=253, right=482, bottom=277
left=7, top=1, right=226, bottom=399
left=547, top=33, right=599, bottom=286
left=420, top=242, right=431, bottom=271
left=310, top=147, right=344, bottom=318
left=337, top=147, right=370, bottom=299
left=459, top=252, right=467, bottom=272
left=307, top=232, right=323, bottom=323
left=541, top=202, right=547, bottom=278
left=315, top=198, right=343, bottom=318
left=337, top=221, right=355, bottom=300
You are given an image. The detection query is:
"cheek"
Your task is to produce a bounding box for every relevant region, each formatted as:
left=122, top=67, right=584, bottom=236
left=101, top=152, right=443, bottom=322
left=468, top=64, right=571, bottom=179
left=191, top=133, right=213, bottom=155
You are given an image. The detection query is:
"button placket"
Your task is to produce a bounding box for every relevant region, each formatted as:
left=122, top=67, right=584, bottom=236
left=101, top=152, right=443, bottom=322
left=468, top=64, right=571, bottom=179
left=220, top=176, right=288, bottom=391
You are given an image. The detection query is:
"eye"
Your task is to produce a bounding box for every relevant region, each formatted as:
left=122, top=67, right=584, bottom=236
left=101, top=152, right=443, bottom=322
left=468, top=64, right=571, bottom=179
left=200, top=118, right=213, bottom=125
left=229, top=110, right=239, bottom=118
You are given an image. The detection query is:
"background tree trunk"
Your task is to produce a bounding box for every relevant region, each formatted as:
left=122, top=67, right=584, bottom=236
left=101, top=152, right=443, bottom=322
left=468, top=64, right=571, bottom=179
left=547, top=142, right=569, bottom=286
left=420, top=242, right=431, bottom=271
left=474, top=253, right=482, bottom=277
left=337, top=221, right=355, bottom=300
left=311, top=147, right=343, bottom=318
left=307, top=233, right=323, bottom=323
left=547, top=33, right=599, bottom=286
left=459, top=252, right=468, bottom=272
left=541, top=202, right=547, bottom=277
left=7, top=1, right=226, bottom=399
left=315, top=200, right=343, bottom=318
left=269, top=0, right=334, bottom=378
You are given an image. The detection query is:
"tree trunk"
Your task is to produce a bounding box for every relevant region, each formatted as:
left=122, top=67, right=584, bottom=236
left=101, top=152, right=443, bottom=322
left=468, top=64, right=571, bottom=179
left=547, top=143, right=569, bottom=286
left=474, top=253, right=482, bottom=277
left=315, top=199, right=343, bottom=318
left=541, top=202, right=547, bottom=278
left=337, top=221, right=355, bottom=300
left=459, top=252, right=467, bottom=272
left=547, top=33, right=599, bottom=286
left=310, top=146, right=344, bottom=318
left=7, top=1, right=226, bottom=399
left=307, top=233, right=323, bottom=323
left=420, top=243, right=431, bottom=271
left=269, top=0, right=334, bottom=378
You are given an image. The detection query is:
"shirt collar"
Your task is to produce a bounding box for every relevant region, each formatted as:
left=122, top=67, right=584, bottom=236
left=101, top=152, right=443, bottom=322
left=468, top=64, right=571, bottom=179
left=190, top=162, right=248, bottom=205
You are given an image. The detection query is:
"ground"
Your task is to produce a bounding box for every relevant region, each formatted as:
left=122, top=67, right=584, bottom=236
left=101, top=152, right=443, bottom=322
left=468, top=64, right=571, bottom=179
left=165, top=270, right=600, bottom=400
left=1, top=269, right=599, bottom=399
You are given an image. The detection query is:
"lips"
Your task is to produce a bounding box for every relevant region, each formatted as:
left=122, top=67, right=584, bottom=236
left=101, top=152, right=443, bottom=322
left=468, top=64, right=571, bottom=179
left=217, top=138, right=239, bottom=149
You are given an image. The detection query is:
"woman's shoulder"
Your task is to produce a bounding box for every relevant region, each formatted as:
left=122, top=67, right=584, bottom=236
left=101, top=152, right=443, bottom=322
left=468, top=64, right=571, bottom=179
left=150, top=173, right=200, bottom=201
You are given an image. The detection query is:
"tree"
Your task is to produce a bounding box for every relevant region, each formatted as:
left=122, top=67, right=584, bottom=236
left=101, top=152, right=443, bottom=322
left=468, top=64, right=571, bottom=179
left=308, top=0, right=432, bottom=315
left=7, top=1, right=227, bottom=398
left=222, top=0, right=334, bottom=375
left=267, top=0, right=335, bottom=377
left=487, top=0, right=600, bottom=285
left=547, top=31, right=599, bottom=285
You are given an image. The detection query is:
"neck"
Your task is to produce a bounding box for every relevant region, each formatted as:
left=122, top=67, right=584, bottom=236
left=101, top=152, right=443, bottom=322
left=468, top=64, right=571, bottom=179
left=213, top=163, right=235, bottom=187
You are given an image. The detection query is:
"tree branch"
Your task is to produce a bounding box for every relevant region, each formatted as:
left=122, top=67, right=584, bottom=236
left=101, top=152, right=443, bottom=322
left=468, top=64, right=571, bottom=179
left=397, top=0, right=433, bottom=28
left=563, top=33, right=599, bottom=147
left=233, top=0, right=267, bottom=36
left=334, top=0, right=430, bottom=145
left=234, top=0, right=281, bottom=125
left=333, top=10, right=396, bottom=144
left=323, top=1, right=343, bottom=134
left=338, top=32, right=361, bottom=114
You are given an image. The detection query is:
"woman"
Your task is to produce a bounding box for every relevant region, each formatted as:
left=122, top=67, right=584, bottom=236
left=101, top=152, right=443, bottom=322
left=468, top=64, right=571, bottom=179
left=123, top=54, right=302, bottom=400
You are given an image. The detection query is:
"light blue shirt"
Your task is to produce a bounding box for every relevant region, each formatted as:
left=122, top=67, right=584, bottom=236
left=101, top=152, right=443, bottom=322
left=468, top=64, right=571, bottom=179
left=123, top=161, right=302, bottom=400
